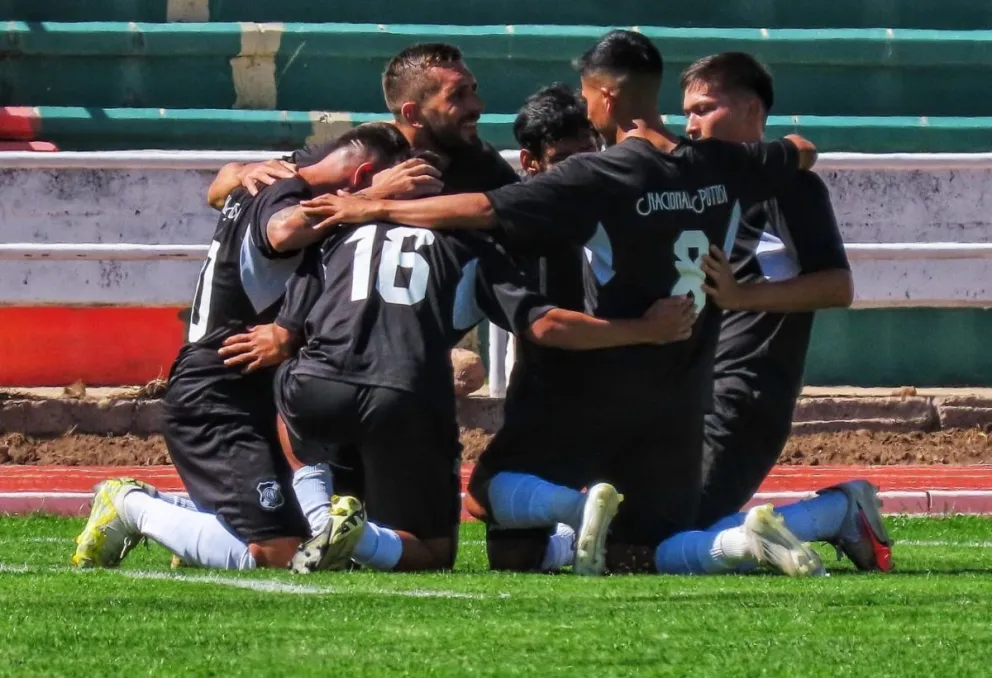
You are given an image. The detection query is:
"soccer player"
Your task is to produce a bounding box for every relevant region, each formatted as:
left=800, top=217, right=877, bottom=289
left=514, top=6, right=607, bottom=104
left=207, top=42, right=518, bottom=207
left=272, top=210, right=698, bottom=573
left=680, top=52, right=892, bottom=571
left=71, top=124, right=414, bottom=571
left=297, top=30, right=822, bottom=577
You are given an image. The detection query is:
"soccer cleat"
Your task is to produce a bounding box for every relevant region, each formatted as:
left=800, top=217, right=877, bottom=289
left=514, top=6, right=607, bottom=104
left=573, top=483, right=623, bottom=577
left=71, top=478, right=155, bottom=568
left=743, top=503, right=826, bottom=577
left=819, top=480, right=893, bottom=572
left=289, top=495, right=366, bottom=574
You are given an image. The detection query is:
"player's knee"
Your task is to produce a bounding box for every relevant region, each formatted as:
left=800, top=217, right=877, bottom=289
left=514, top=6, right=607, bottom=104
left=411, top=537, right=456, bottom=571
left=249, top=536, right=301, bottom=568
left=465, top=471, right=494, bottom=522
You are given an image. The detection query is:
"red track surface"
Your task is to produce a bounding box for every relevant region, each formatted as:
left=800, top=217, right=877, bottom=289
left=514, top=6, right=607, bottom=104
left=3, top=464, right=991, bottom=517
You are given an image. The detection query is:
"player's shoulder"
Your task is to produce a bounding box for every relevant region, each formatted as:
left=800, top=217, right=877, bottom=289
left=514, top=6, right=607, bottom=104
left=256, top=175, right=311, bottom=203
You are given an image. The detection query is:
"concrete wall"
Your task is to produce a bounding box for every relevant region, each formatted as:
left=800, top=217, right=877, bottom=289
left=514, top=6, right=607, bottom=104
left=2, top=165, right=990, bottom=306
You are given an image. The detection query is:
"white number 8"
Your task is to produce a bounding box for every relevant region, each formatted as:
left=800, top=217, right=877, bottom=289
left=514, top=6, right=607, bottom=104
left=670, top=230, right=709, bottom=313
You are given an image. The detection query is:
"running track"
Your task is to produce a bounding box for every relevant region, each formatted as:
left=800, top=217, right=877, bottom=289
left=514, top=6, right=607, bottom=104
left=3, top=465, right=991, bottom=518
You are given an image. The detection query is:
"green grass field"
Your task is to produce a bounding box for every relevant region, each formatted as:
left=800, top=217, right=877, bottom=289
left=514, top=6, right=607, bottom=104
left=1, top=516, right=991, bottom=677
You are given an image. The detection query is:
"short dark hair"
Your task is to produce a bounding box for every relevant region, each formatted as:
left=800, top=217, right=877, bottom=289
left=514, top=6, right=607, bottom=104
left=294, top=122, right=411, bottom=169
left=680, top=52, right=775, bottom=114
left=513, top=83, right=594, bottom=157
left=573, top=30, right=663, bottom=83
left=382, top=42, right=463, bottom=115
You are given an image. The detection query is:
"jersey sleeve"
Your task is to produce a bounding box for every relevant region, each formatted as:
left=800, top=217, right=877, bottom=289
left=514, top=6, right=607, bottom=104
left=248, top=178, right=311, bottom=260
left=484, top=155, right=600, bottom=250
left=697, top=137, right=801, bottom=206
left=775, top=172, right=850, bottom=273
left=274, top=245, right=324, bottom=334
left=473, top=241, right=556, bottom=336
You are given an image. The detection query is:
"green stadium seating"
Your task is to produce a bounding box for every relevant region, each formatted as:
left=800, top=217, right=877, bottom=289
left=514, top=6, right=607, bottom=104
left=4, top=0, right=992, bottom=30
left=4, top=23, right=992, bottom=117
left=19, top=107, right=992, bottom=152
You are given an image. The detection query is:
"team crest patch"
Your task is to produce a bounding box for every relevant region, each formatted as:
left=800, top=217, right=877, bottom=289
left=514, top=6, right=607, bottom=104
left=256, top=480, right=285, bottom=511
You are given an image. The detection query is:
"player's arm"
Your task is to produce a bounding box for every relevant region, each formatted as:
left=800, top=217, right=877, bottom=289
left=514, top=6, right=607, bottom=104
left=474, top=243, right=696, bottom=349
left=702, top=247, right=852, bottom=312
left=703, top=135, right=817, bottom=207
left=207, top=159, right=298, bottom=210
left=300, top=155, right=599, bottom=247
left=218, top=248, right=322, bottom=372
left=526, top=301, right=696, bottom=349
left=702, top=173, right=853, bottom=312
left=265, top=205, right=328, bottom=253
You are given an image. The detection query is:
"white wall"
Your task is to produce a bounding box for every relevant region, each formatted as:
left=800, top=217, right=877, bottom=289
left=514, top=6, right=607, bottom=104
left=1, top=159, right=990, bottom=306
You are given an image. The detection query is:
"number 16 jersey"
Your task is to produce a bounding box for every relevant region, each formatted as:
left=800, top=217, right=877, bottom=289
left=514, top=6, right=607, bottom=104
left=279, top=225, right=555, bottom=405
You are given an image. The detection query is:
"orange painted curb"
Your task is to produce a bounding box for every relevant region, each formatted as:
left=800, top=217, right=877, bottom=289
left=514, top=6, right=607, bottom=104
left=0, top=307, right=187, bottom=386
left=0, top=141, right=58, bottom=151
left=0, top=107, right=39, bottom=141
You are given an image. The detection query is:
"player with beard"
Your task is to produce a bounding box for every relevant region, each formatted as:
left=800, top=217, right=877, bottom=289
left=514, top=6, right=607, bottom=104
left=207, top=43, right=518, bottom=207
left=297, top=31, right=827, bottom=577
left=71, top=124, right=413, bottom=572
left=680, top=52, right=892, bottom=571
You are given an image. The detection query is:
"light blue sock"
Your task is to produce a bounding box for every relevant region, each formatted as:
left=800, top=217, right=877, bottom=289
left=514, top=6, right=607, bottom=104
left=775, top=492, right=850, bottom=543
left=353, top=521, right=403, bottom=571
left=706, top=492, right=852, bottom=544
left=487, top=472, right=585, bottom=529
left=705, top=511, right=746, bottom=532
left=292, top=464, right=334, bottom=535
left=654, top=528, right=753, bottom=575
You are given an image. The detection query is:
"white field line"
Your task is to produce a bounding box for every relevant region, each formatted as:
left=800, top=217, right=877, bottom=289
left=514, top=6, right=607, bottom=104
left=119, top=570, right=488, bottom=599
left=899, top=540, right=992, bottom=548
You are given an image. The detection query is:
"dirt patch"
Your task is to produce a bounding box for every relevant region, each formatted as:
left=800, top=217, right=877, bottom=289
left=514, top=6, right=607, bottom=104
left=0, top=433, right=171, bottom=466
left=1, top=427, right=990, bottom=467
left=782, top=428, right=992, bottom=465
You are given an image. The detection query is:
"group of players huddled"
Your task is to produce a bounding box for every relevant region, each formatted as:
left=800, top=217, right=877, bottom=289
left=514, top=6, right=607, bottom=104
left=73, top=31, right=892, bottom=578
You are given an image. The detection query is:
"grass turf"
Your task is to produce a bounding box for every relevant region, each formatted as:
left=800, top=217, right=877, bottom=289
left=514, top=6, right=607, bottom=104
left=1, top=515, right=991, bottom=677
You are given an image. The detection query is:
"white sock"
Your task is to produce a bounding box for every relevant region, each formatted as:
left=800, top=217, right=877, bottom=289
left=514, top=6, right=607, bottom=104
left=352, top=521, right=403, bottom=571
left=711, top=527, right=752, bottom=563
left=122, top=491, right=255, bottom=570
left=292, top=464, right=333, bottom=535
left=539, top=523, right=576, bottom=572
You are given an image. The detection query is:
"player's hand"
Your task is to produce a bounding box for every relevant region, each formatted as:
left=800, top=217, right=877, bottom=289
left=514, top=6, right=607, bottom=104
left=353, top=158, right=443, bottom=199
left=300, top=194, right=379, bottom=229
left=701, top=245, right=744, bottom=310
left=240, top=160, right=298, bottom=196
left=218, top=324, right=295, bottom=374
left=640, top=295, right=697, bottom=344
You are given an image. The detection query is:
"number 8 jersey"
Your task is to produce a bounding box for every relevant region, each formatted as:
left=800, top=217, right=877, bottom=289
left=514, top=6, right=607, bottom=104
left=186, top=178, right=311, bottom=349
left=277, top=225, right=554, bottom=403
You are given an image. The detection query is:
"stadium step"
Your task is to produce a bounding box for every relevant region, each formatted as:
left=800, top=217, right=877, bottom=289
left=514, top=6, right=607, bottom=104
left=4, top=0, right=992, bottom=30
left=4, top=23, right=992, bottom=116
left=3, top=106, right=992, bottom=152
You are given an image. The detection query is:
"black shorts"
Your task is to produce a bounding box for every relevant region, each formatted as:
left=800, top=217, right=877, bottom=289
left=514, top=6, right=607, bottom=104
left=694, top=375, right=796, bottom=528
left=163, top=345, right=310, bottom=543
left=473, top=372, right=702, bottom=547
left=274, top=357, right=462, bottom=541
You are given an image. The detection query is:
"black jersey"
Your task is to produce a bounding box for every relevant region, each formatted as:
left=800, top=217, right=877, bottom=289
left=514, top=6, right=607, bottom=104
left=716, top=171, right=850, bottom=399
left=185, top=178, right=312, bottom=349
left=484, top=136, right=802, bottom=396
left=277, top=222, right=554, bottom=402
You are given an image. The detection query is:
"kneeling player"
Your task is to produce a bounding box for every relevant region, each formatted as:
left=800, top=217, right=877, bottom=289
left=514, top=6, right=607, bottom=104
left=71, top=124, right=413, bottom=571
left=273, top=216, right=697, bottom=573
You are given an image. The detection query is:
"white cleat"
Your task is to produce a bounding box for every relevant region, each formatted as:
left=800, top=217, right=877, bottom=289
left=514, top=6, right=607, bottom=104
left=743, top=503, right=826, bottom=577
left=573, top=483, right=623, bottom=577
